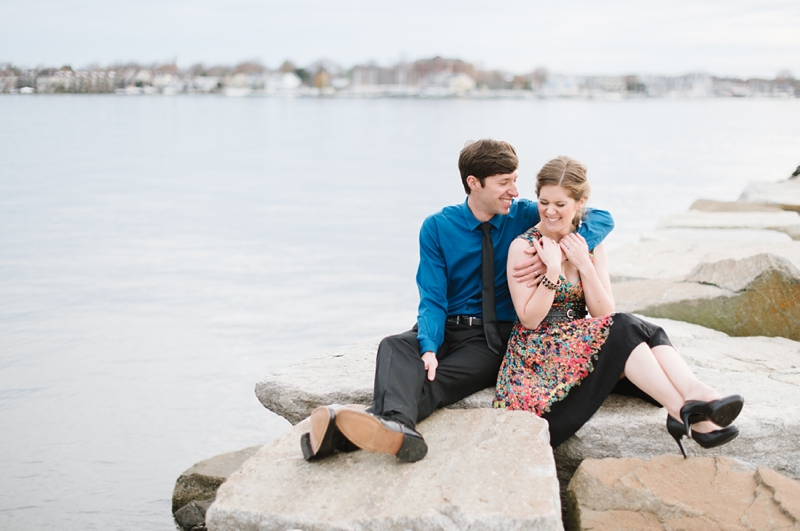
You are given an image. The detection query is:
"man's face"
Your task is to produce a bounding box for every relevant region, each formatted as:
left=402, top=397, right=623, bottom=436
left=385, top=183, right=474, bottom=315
left=468, top=171, right=519, bottom=218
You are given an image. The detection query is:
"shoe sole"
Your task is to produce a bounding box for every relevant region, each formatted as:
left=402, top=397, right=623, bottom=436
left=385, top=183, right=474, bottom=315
left=685, top=395, right=744, bottom=432
left=708, top=396, right=744, bottom=427
left=335, top=409, right=405, bottom=456
left=301, top=406, right=337, bottom=461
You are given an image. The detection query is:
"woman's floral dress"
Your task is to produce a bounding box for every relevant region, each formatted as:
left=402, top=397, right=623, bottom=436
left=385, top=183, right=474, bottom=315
left=494, top=227, right=671, bottom=446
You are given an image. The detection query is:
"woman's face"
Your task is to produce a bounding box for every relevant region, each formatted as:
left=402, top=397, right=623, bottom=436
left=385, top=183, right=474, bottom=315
left=537, top=185, right=586, bottom=236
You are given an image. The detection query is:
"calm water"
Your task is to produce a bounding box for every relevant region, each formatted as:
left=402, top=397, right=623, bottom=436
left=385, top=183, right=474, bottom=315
left=1, top=95, right=798, bottom=529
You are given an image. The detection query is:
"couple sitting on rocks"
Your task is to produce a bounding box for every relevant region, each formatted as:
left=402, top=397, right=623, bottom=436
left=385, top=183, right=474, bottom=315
left=301, top=139, right=744, bottom=463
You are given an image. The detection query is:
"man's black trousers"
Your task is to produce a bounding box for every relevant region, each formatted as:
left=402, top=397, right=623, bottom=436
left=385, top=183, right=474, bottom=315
left=371, top=321, right=514, bottom=428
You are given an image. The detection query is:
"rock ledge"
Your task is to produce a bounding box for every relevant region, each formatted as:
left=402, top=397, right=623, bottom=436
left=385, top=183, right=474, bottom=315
left=207, top=408, right=564, bottom=531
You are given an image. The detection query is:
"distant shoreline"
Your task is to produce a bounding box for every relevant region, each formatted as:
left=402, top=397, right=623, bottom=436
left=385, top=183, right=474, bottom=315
left=3, top=57, right=798, bottom=99
left=5, top=88, right=800, bottom=100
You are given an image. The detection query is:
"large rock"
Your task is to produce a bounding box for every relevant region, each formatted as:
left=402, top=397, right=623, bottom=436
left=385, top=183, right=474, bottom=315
left=255, top=318, right=800, bottom=491
left=564, top=455, right=800, bottom=531
left=554, top=317, right=800, bottom=493
left=173, top=446, right=261, bottom=513
left=175, top=499, right=215, bottom=531
left=690, top=198, right=784, bottom=212
left=739, top=177, right=800, bottom=212
left=656, top=210, right=800, bottom=239
left=255, top=338, right=377, bottom=425
left=255, top=337, right=493, bottom=426
left=206, top=408, right=564, bottom=531
left=614, top=253, right=800, bottom=340
left=608, top=234, right=800, bottom=283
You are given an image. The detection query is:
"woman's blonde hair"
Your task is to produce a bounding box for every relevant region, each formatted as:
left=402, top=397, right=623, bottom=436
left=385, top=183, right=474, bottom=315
left=535, top=155, right=590, bottom=227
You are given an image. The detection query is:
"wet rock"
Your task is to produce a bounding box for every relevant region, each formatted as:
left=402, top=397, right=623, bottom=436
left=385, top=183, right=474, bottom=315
left=687, top=252, right=798, bottom=292
left=607, top=234, right=800, bottom=283
left=172, top=446, right=260, bottom=513
left=174, top=499, right=214, bottom=531
left=616, top=253, right=800, bottom=340
left=564, top=455, right=800, bottom=531
left=740, top=177, right=800, bottom=212
left=206, top=408, right=564, bottom=531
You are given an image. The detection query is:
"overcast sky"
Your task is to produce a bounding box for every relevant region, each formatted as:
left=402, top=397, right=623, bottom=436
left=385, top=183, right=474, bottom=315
left=2, top=0, right=798, bottom=78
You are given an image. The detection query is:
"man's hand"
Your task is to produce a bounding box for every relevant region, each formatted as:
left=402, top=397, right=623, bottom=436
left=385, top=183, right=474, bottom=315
left=511, top=245, right=545, bottom=287
left=421, top=351, right=438, bottom=381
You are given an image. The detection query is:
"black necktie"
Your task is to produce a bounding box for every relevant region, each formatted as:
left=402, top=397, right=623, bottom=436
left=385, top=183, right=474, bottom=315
left=480, top=222, right=503, bottom=355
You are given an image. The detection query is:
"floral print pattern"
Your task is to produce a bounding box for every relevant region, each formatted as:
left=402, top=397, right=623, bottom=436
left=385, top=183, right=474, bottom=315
left=494, top=227, right=613, bottom=415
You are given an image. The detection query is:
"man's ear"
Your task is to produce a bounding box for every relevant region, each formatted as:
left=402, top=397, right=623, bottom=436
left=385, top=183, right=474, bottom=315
left=467, top=175, right=480, bottom=191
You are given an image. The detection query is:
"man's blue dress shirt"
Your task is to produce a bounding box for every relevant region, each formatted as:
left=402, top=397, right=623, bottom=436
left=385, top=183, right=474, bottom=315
left=416, top=198, right=614, bottom=355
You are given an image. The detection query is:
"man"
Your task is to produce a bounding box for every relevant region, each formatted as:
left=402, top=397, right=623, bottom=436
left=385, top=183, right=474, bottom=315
left=301, top=139, right=613, bottom=462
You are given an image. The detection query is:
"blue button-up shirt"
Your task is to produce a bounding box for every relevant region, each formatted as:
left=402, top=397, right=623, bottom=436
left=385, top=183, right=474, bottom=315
left=416, top=198, right=613, bottom=355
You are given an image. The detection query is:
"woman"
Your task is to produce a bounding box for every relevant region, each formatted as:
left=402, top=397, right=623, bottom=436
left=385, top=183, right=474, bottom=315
left=493, top=155, right=743, bottom=456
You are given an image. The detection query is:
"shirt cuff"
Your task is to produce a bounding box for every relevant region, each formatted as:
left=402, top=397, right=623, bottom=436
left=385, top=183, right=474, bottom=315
left=418, top=339, right=438, bottom=356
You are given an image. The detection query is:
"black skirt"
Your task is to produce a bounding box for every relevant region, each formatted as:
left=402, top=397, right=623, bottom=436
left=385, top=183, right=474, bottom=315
left=542, top=313, right=670, bottom=447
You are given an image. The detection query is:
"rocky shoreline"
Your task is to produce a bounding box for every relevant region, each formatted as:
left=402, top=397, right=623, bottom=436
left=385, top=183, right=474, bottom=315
left=175, top=172, right=800, bottom=530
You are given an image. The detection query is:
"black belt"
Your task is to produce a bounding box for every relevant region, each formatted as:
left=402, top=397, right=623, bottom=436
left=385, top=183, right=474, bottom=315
left=447, top=316, right=514, bottom=327
left=544, top=308, right=587, bottom=322
left=447, top=315, right=483, bottom=326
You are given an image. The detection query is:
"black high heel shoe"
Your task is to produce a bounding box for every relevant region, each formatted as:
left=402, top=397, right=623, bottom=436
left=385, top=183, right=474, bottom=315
left=667, top=415, right=740, bottom=459
left=666, top=415, right=689, bottom=459
left=679, top=394, right=744, bottom=436
left=692, top=424, right=739, bottom=449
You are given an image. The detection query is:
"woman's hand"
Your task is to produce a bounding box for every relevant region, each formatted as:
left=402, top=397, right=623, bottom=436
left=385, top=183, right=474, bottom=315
left=560, top=233, right=591, bottom=271
left=533, top=236, right=563, bottom=273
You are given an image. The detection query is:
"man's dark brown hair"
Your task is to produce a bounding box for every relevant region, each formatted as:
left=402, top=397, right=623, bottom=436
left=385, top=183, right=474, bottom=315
left=458, top=139, right=518, bottom=194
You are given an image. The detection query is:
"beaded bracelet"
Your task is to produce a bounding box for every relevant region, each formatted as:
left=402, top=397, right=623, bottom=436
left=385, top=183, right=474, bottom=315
left=541, top=275, right=561, bottom=291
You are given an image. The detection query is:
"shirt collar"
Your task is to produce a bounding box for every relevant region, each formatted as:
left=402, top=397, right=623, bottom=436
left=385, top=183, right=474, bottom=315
left=460, top=197, right=505, bottom=231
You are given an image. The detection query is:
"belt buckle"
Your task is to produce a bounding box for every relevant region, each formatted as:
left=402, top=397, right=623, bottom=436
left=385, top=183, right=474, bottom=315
left=566, top=308, right=575, bottom=320
left=467, top=316, right=475, bottom=326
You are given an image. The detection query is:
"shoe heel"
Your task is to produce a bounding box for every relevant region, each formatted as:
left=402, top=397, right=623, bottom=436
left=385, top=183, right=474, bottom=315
left=679, top=410, right=693, bottom=438
left=301, top=406, right=339, bottom=461
left=300, top=432, right=315, bottom=461
left=396, top=434, right=428, bottom=463
left=666, top=415, right=688, bottom=459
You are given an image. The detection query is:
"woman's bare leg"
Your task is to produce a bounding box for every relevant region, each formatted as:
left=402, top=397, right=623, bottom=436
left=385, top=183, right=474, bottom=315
left=650, top=345, right=722, bottom=433
left=622, top=343, right=685, bottom=421
left=650, top=345, right=719, bottom=400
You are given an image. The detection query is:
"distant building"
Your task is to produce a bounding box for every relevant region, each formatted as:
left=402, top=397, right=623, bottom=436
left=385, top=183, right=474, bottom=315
left=1, top=57, right=796, bottom=99
left=0, top=70, right=19, bottom=93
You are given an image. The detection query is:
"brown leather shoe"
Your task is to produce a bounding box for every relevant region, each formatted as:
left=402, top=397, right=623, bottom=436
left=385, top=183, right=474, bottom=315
left=334, top=409, right=428, bottom=462
left=300, top=405, right=350, bottom=461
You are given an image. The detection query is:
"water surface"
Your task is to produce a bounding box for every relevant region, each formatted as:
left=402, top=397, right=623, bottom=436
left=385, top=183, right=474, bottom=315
left=1, top=95, right=798, bottom=529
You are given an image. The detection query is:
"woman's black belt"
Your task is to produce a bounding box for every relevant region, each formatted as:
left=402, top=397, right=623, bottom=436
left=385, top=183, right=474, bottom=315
left=544, top=307, right=587, bottom=322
